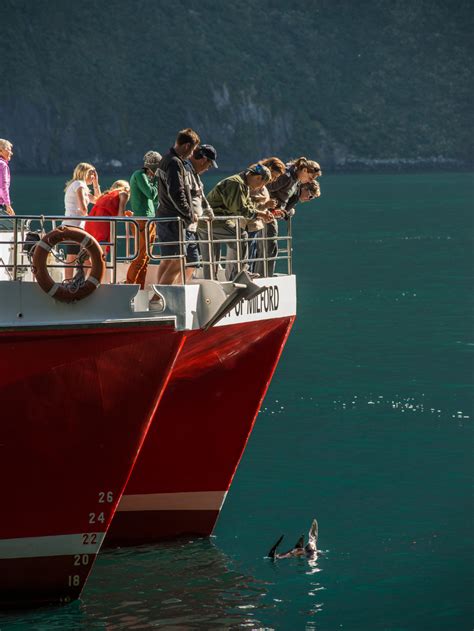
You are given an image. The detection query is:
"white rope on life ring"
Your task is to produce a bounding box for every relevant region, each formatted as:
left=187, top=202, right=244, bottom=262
left=32, top=226, right=106, bottom=303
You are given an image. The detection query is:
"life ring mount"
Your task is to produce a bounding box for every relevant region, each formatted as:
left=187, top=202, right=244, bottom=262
left=32, top=226, right=106, bottom=303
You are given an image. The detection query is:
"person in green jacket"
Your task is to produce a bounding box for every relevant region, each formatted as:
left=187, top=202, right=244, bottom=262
left=197, top=163, right=273, bottom=280
left=126, top=151, right=161, bottom=288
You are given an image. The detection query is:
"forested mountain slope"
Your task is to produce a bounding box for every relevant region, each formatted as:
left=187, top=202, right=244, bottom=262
left=1, top=0, right=472, bottom=172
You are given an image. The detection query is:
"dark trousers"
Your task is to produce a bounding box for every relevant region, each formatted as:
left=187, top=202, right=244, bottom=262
left=197, top=220, right=248, bottom=281
left=253, top=218, right=278, bottom=278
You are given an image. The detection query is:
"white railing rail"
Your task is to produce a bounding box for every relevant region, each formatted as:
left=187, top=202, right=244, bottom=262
left=0, top=215, right=293, bottom=283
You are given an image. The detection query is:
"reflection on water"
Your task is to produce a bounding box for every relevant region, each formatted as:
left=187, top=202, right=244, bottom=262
left=81, top=540, right=269, bottom=629
left=0, top=539, right=327, bottom=630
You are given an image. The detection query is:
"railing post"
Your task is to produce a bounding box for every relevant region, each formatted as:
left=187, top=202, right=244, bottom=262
left=207, top=218, right=215, bottom=281
left=236, top=217, right=242, bottom=273
left=178, top=218, right=186, bottom=284
left=12, top=216, right=18, bottom=281
left=111, top=219, right=117, bottom=284
left=19, top=217, right=26, bottom=274
left=125, top=220, right=130, bottom=259
left=287, top=216, right=293, bottom=275
left=263, top=223, right=269, bottom=279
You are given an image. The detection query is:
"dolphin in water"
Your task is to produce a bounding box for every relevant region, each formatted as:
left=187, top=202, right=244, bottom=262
left=268, top=519, right=318, bottom=560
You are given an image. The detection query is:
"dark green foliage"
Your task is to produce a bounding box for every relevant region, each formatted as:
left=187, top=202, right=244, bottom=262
left=1, top=0, right=472, bottom=172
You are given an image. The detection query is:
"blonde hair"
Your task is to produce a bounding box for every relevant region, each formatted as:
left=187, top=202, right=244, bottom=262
left=64, top=162, right=95, bottom=191
left=99, top=180, right=130, bottom=197
left=0, top=139, right=13, bottom=151
left=110, top=179, right=129, bottom=192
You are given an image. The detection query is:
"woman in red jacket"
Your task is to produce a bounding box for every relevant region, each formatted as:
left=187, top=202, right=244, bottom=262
left=85, top=180, right=131, bottom=253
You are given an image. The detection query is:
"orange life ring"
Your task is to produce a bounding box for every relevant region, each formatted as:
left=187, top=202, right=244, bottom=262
left=32, top=226, right=106, bottom=303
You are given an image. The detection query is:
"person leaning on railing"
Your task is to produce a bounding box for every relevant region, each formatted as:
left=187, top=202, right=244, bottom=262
left=0, top=139, right=15, bottom=226
left=297, top=179, right=321, bottom=203
left=125, top=151, right=161, bottom=289
left=85, top=180, right=132, bottom=255
left=262, top=157, right=322, bottom=277
left=197, top=163, right=274, bottom=281
left=248, top=157, right=286, bottom=275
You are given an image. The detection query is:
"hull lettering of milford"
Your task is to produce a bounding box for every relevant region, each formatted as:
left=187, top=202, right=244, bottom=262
left=247, top=286, right=279, bottom=314
left=235, top=299, right=244, bottom=316
left=224, top=286, right=280, bottom=318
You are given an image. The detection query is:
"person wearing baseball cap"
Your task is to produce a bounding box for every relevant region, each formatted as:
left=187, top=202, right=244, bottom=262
left=196, top=144, right=218, bottom=169
left=180, top=144, right=219, bottom=282
left=126, top=150, right=162, bottom=288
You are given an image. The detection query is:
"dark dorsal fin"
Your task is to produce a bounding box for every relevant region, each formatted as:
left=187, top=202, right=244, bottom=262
left=294, top=534, right=305, bottom=549
left=268, top=534, right=284, bottom=559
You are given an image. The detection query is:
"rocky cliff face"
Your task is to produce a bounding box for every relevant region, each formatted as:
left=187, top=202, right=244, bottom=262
left=1, top=0, right=472, bottom=173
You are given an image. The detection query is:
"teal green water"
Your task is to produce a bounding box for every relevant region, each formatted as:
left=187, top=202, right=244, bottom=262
left=1, top=173, right=473, bottom=630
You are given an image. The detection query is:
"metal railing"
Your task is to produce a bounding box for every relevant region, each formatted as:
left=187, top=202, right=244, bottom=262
left=0, top=215, right=140, bottom=282
left=146, top=215, right=293, bottom=282
left=0, top=214, right=293, bottom=284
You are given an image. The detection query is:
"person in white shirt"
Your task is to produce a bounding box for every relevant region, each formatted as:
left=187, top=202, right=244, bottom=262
left=63, top=162, right=101, bottom=279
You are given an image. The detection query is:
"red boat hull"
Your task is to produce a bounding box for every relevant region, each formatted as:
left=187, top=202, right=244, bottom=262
left=0, top=323, right=184, bottom=605
left=107, top=315, right=294, bottom=545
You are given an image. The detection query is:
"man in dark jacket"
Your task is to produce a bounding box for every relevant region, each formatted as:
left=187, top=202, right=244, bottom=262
left=156, top=128, right=200, bottom=284
left=183, top=144, right=218, bottom=282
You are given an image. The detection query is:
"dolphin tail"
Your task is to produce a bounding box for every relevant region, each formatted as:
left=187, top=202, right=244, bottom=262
left=308, top=519, right=318, bottom=548
left=268, top=534, right=284, bottom=559
left=294, top=534, right=305, bottom=549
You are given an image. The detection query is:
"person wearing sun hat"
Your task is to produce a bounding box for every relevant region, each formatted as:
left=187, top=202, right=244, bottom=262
left=126, top=150, right=161, bottom=288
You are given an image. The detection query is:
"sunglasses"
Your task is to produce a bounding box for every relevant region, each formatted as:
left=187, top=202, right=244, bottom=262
left=252, top=164, right=271, bottom=180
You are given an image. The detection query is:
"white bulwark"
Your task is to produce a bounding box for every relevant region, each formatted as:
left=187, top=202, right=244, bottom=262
left=216, top=275, right=296, bottom=326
